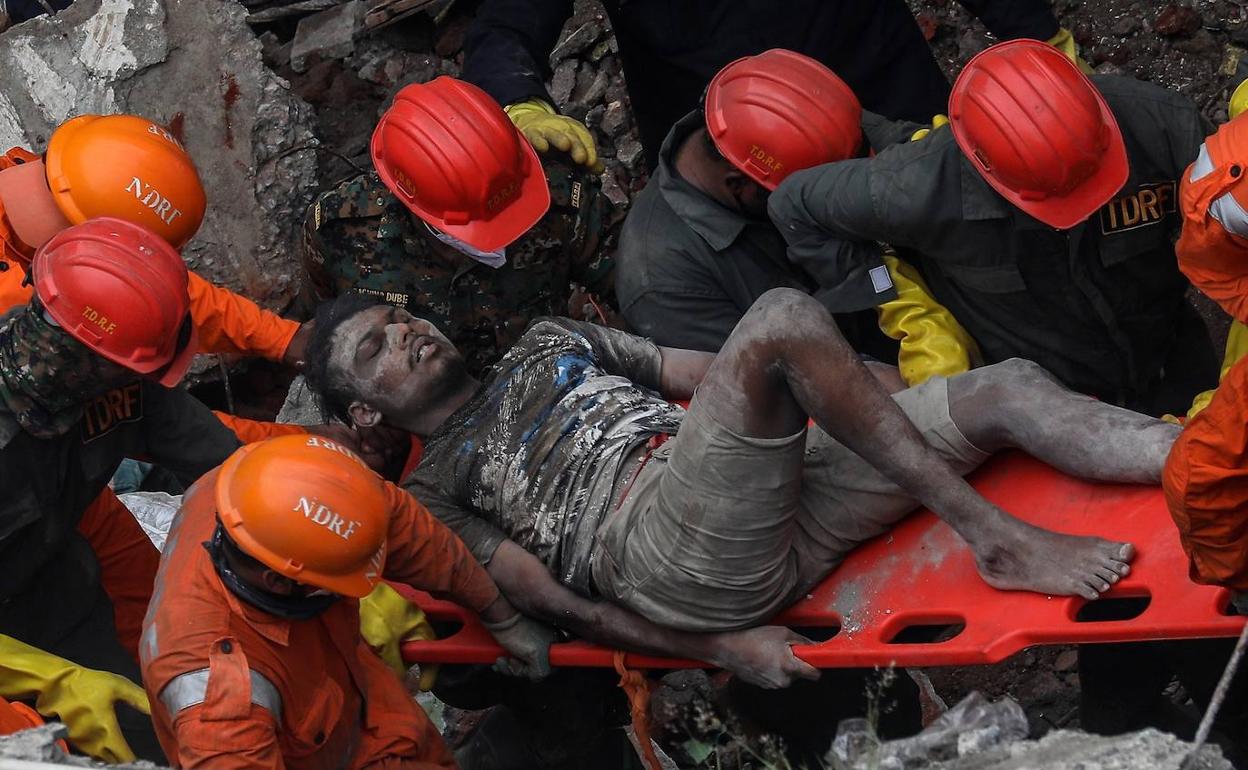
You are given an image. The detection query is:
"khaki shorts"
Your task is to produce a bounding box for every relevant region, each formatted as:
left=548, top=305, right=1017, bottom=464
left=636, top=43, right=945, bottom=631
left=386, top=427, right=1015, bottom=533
left=591, top=375, right=990, bottom=632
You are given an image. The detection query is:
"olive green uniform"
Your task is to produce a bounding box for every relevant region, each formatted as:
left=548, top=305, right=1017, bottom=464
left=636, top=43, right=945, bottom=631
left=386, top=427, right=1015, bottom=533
left=302, top=157, right=617, bottom=374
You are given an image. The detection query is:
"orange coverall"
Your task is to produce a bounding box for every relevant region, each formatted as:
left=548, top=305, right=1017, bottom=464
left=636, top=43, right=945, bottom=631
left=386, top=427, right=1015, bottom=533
left=1163, top=119, right=1248, bottom=592
left=142, top=468, right=500, bottom=770
left=0, top=146, right=304, bottom=657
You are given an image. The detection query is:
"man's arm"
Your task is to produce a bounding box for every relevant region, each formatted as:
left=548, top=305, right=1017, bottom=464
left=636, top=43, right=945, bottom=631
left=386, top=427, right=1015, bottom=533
left=460, top=0, right=574, bottom=110
left=140, top=385, right=242, bottom=487
left=768, top=162, right=899, bottom=313
left=186, top=272, right=302, bottom=364
left=487, top=541, right=818, bottom=688
left=620, top=289, right=745, bottom=353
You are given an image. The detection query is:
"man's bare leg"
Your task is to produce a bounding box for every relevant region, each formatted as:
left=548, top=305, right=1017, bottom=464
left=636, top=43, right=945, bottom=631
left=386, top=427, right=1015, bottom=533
left=946, top=358, right=1178, bottom=484
left=696, top=288, right=1133, bottom=601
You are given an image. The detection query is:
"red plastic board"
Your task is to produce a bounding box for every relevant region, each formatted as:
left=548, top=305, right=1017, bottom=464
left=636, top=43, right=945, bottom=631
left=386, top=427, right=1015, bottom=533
left=401, top=452, right=1246, bottom=669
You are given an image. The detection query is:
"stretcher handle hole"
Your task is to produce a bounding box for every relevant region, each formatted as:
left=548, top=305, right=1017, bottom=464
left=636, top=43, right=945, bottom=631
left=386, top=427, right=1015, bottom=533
left=429, top=619, right=466, bottom=637
left=1073, top=594, right=1150, bottom=623
left=788, top=625, right=841, bottom=643
left=887, top=622, right=966, bottom=645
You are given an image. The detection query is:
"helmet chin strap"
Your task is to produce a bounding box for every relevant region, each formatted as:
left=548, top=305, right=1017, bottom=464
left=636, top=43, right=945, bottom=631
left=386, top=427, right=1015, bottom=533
left=205, top=525, right=340, bottom=621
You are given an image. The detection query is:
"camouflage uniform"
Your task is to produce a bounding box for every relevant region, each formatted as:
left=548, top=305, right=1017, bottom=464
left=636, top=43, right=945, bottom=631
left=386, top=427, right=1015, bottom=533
left=302, top=155, right=617, bottom=375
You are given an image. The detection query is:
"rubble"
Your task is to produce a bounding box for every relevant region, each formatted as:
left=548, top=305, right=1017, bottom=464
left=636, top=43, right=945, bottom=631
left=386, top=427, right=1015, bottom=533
left=826, top=693, right=1231, bottom=770
left=0, top=0, right=321, bottom=348
left=291, top=0, right=366, bottom=73
left=0, top=724, right=169, bottom=769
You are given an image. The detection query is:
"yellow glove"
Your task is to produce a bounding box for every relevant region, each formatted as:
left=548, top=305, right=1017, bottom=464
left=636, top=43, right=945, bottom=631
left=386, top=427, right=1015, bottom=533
left=504, top=98, right=603, bottom=173
left=876, top=255, right=981, bottom=386
left=1047, top=27, right=1094, bottom=74
left=359, top=584, right=439, bottom=691
left=0, top=635, right=149, bottom=763
left=910, top=114, right=949, bottom=142
left=1231, top=79, right=1248, bottom=121
left=1186, top=320, right=1248, bottom=419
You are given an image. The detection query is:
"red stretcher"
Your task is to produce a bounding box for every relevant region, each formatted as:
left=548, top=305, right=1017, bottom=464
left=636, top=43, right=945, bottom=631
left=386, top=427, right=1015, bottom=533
left=400, top=452, right=1246, bottom=670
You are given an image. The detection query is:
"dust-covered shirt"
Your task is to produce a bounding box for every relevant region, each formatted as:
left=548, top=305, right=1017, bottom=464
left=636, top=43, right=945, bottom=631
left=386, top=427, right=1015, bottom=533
left=404, top=318, right=685, bottom=595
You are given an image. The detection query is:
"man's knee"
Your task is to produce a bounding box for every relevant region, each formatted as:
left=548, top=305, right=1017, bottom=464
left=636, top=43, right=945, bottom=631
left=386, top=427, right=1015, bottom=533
left=738, top=288, right=833, bottom=341
left=955, top=358, right=1060, bottom=403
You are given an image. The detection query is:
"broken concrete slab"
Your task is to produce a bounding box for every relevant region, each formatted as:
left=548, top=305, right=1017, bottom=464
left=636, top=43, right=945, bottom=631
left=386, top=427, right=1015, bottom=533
left=290, top=0, right=365, bottom=73
left=0, top=723, right=169, bottom=768
left=0, top=0, right=320, bottom=355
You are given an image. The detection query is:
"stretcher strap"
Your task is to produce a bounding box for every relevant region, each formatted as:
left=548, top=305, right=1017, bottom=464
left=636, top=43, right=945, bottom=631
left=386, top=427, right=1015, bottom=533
left=614, top=651, right=662, bottom=770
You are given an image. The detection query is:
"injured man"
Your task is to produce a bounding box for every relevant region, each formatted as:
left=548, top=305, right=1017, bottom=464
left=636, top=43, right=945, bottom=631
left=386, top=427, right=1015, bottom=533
left=305, top=288, right=1179, bottom=688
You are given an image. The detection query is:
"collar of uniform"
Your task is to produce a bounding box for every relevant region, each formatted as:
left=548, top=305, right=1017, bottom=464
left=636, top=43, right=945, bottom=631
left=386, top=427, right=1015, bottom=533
left=218, top=569, right=293, bottom=647
left=656, top=110, right=751, bottom=252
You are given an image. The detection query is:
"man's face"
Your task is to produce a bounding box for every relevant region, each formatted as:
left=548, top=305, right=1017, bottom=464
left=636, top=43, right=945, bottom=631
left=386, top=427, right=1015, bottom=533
left=329, top=305, right=466, bottom=425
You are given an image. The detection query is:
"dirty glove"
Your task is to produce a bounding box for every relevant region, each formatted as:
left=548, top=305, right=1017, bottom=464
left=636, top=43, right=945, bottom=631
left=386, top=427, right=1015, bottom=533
left=876, top=254, right=981, bottom=386
left=1047, top=27, right=1093, bottom=74
left=0, top=635, right=149, bottom=763
left=1186, top=320, right=1248, bottom=420
left=909, top=114, right=949, bottom=142
left=359, top=583, right=440, bottom=690
left=710, top=626, right=820, bottom=689
left=505, top=98, right=603, bottom=173
left=484, top=612, right=556, bottom=681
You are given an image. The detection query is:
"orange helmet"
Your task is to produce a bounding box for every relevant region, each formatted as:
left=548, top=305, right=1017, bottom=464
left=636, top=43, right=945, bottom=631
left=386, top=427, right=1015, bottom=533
left=705, top=49, right=863, bottom=191
left=370, top=77, right=550, bottom=252
left=215, top=434, right=392, bottom=598
left=0, top=115, right=206, bottom=256
left=33, top=217, right=197, bottom=386
left=949, top=40, right=1128, bottom=230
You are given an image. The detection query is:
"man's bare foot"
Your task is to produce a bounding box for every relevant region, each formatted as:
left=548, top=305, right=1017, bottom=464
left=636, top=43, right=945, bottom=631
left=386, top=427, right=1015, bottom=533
left=969, top=511, right=1134, bottom=600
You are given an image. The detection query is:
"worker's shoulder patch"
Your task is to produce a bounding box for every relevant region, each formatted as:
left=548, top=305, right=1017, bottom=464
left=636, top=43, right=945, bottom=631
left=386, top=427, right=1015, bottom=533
left=160, top=637, right=283, bottom=723
left=80, top=383, right=144, bottom=443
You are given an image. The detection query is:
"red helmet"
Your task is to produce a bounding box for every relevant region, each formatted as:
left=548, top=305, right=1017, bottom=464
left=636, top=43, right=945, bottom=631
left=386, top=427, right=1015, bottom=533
left=704, top=49, right=862, bottom=191
left=32, top=217, right=197, bottom=386
left=949, top=40, right=1128, bottom=230
left=370, top=77, right=551, bottom=252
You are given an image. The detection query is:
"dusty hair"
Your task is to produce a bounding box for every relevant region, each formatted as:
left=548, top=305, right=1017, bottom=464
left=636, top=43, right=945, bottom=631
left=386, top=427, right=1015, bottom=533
left=303, top=294, right=384, bottom=425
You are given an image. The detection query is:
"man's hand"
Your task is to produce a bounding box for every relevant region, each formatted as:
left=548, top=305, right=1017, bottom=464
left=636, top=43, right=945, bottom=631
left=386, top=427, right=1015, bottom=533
left=282, top=320, right=313, bottom=371
left=710, top=626, right=820, bottom=689
left=483, top=611, right=556, bottom=681
left=505, top=99, right=603, bottom=172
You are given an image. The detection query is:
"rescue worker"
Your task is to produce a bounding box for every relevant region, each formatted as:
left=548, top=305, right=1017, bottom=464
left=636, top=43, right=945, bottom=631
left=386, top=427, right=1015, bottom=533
left=768, top=39, right=1217, bottom=417
left=303, top=76, right=616, bottom=377
left=1157, top=112, right=1248, bottom=757
left=461, top=0, right=1087, bottom=170
left=141, top=434, right=552, bottom=769
left=618, top=48, right=978, bottom=387
left=0, top=217, right=248, bottom=762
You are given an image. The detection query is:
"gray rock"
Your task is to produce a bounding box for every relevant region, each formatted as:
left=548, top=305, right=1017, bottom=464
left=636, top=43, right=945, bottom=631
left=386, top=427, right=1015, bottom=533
left=616, top=138, right=644, bottom=173
left=290, top=0, right=365, bottom=73
left=549, top=59, right=579, bottom=107
left=0, top=0, right=320, bottom=374
left=0, top=723, right=169, bottom=768
left=600, top=99, right=630, bottom=138
left=550, top=20, right=603, bottom=64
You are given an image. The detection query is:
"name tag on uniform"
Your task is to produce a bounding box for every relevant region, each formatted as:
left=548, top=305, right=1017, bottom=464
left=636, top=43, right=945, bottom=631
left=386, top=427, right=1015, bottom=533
left=869, top=264, right=894, bottom=294
left=1099, top=182, right=1176, bottom=235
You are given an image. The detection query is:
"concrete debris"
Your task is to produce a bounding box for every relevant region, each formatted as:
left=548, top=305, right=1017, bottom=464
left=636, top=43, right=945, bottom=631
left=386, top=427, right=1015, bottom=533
left=825, top=693, right=1230, bottom=770
left=247, top=0, right=340, bottom=24
left=549, top=59, right=579, bottom=106
left=550, top=19, right=605, bottom=64
left=291, top=0, right=366, bottom=72
left=0, top=724, right=169, bottom=769
left=0, top=0, right=320, bottom=377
